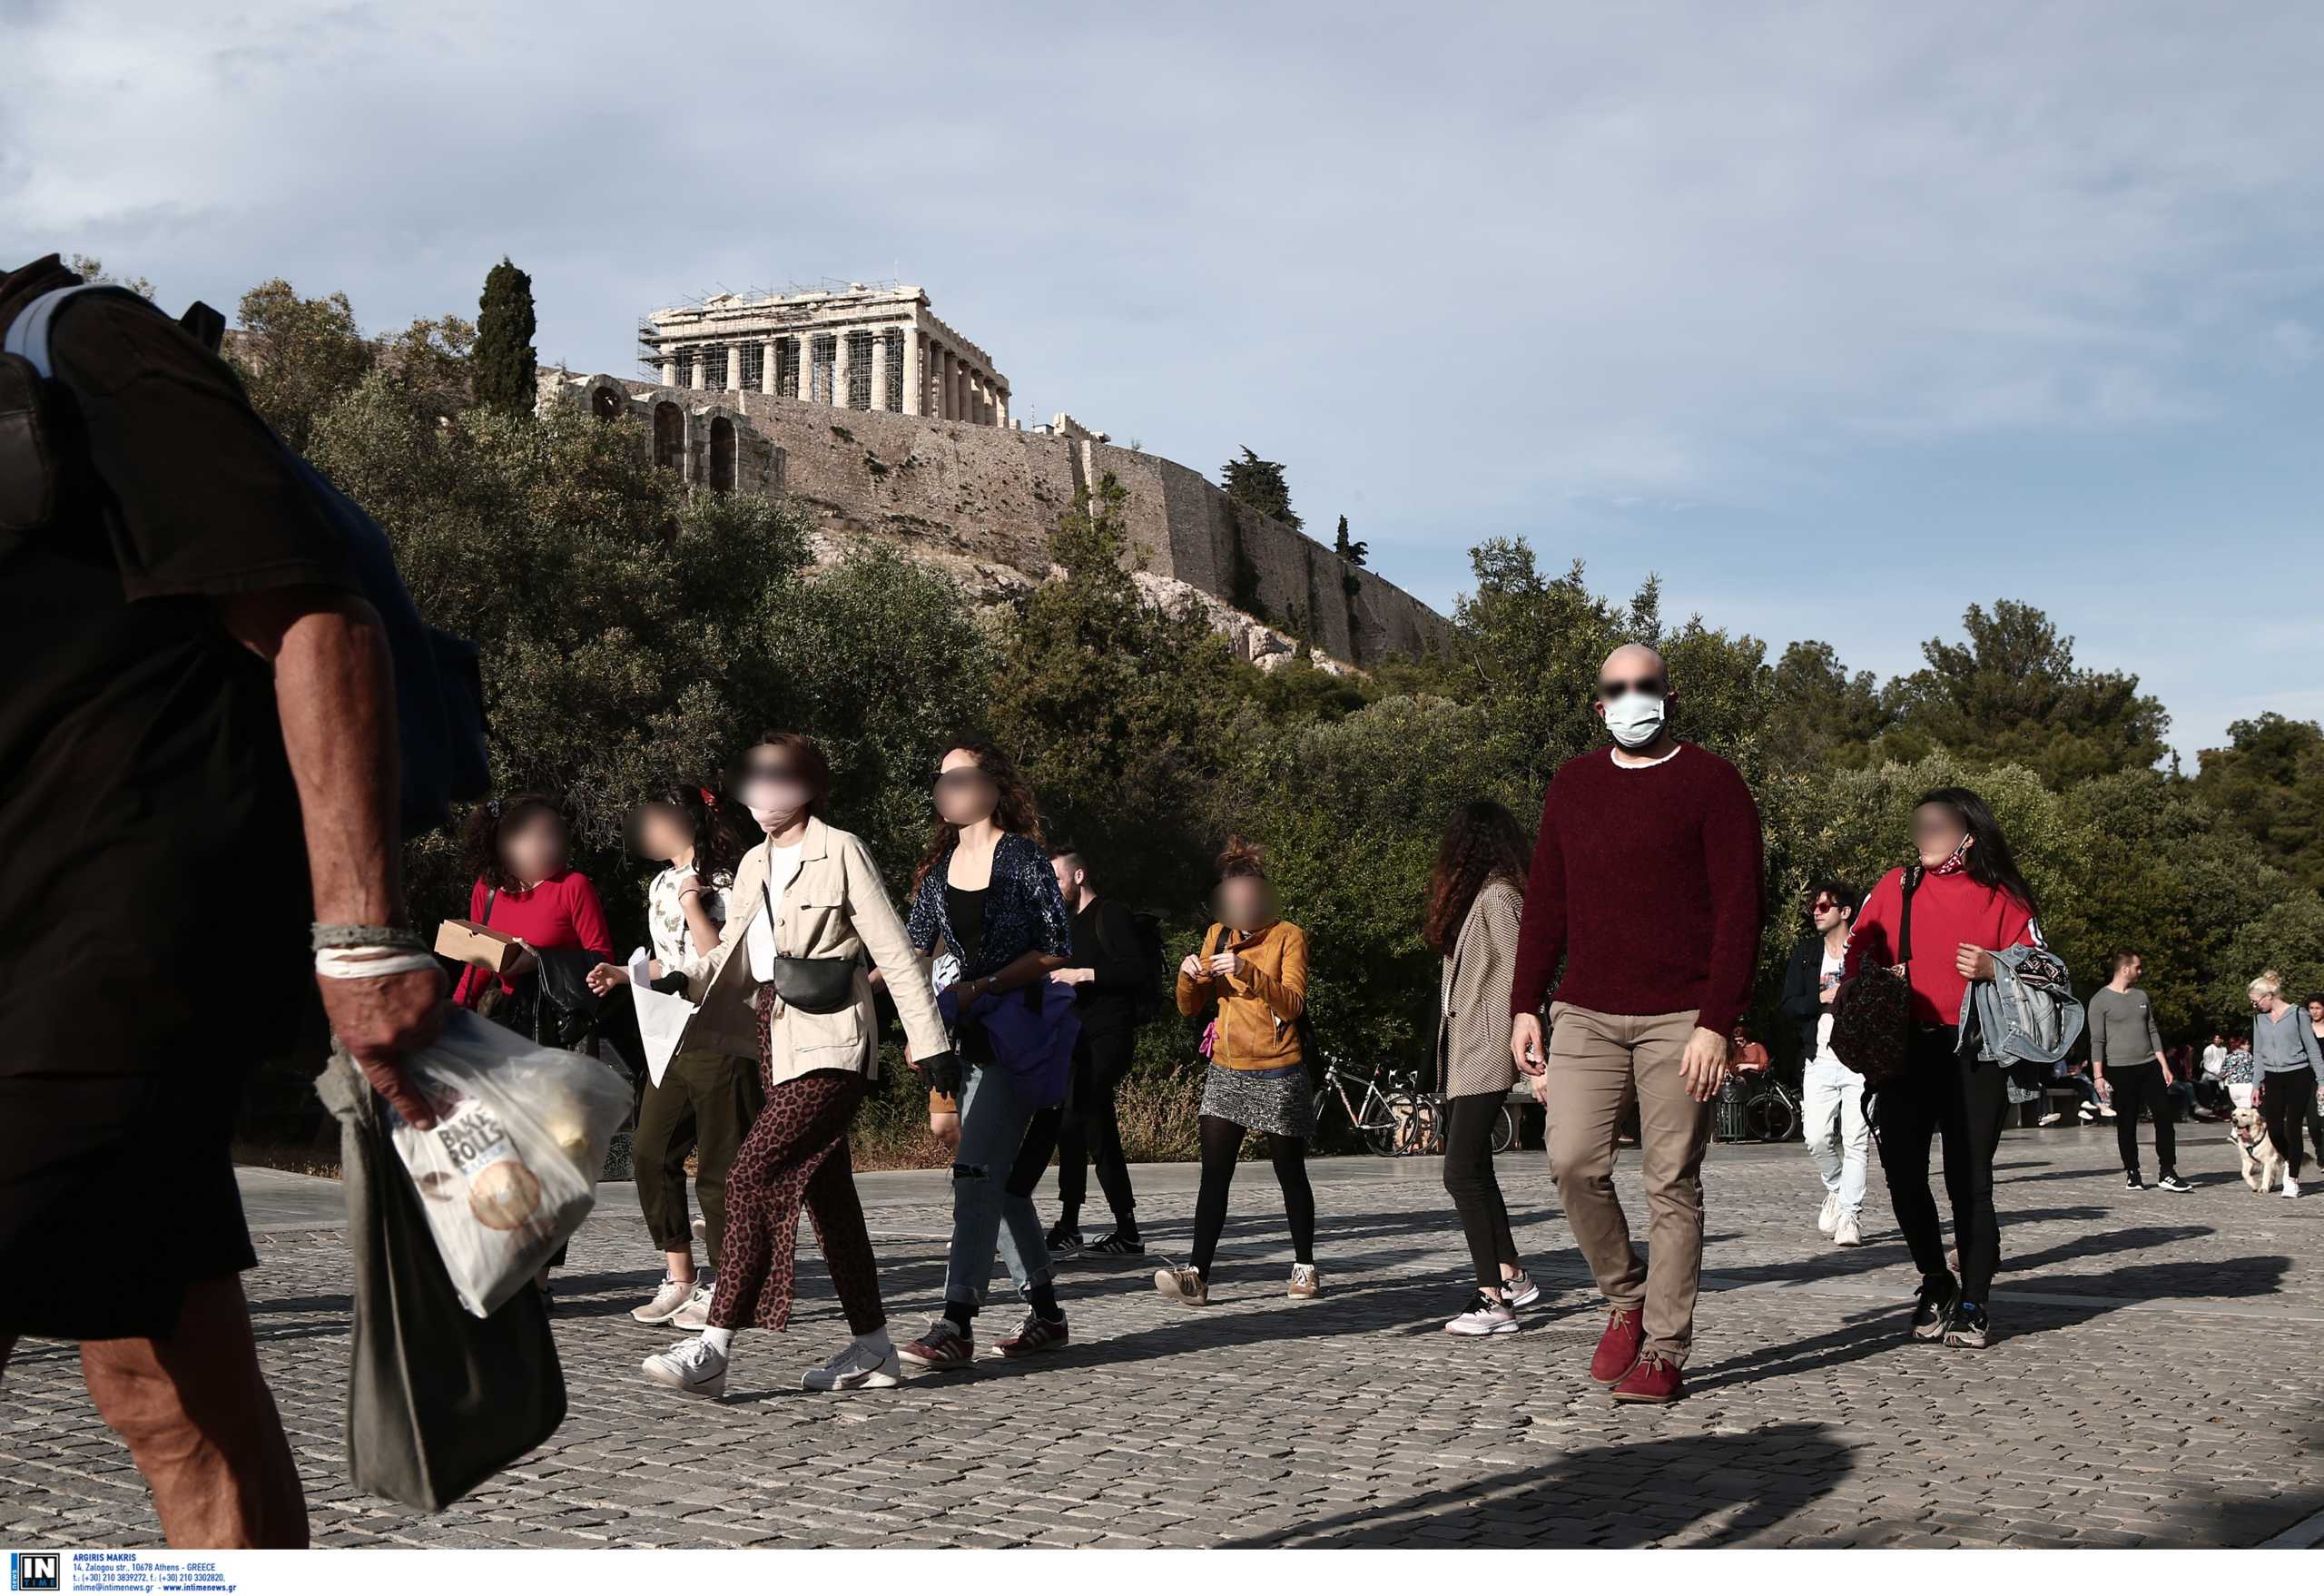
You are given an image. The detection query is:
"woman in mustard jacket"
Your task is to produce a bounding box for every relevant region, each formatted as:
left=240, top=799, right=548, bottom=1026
left=1154, top=837, right=1318, bottom=1306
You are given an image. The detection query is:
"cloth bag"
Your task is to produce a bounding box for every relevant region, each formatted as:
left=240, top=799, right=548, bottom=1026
left=317, top=1048, right=566, bottom=1513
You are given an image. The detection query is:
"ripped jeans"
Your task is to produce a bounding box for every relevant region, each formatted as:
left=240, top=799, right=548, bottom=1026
left=944, top=1062, right=1053, bottom=1309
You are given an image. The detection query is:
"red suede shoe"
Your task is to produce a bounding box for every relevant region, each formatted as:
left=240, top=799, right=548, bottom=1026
left=1590, top=1305, right=1645, bottom=1385
left=1610, top=1351, right=1686, bottom=1404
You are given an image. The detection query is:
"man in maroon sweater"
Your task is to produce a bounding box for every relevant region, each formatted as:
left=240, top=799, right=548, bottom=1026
left=1508, top=644, right=1764, bottom=1404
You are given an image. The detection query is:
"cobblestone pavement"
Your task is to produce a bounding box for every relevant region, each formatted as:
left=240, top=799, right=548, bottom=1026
left=5, top=1122, right=2321, bottom=1549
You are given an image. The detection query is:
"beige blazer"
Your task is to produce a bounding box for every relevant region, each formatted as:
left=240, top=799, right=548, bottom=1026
left=1438, top=878, right=1523, bottom=1098
left=678, top=815, right=948, bottom=1089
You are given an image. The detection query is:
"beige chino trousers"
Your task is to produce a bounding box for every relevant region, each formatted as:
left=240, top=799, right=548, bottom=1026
left=1542, top=1002, right=1711, bottom=1363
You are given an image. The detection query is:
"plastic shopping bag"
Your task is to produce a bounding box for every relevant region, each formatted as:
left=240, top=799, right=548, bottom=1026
left=381, top=1008, right=630, bottom=1317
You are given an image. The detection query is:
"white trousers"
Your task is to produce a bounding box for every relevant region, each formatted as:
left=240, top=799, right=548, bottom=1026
left=1801, top=1057, right=1868, bottom=1215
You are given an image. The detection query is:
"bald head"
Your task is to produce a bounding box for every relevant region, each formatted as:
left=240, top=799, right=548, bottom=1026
left=1597, top=644, right=1668, bottom=699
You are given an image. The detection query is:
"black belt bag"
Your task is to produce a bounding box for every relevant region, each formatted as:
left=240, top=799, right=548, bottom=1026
left=759, top=871, right=858, bottom=1013
left=766, top=956, right=857, bottom=1013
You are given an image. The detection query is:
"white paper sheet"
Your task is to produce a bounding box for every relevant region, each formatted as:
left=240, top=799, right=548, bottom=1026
left=625, top=946, right=696, bottom=1088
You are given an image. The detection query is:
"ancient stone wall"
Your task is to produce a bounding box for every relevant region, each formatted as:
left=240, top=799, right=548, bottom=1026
left=539, top=371, right=1450, bottom=666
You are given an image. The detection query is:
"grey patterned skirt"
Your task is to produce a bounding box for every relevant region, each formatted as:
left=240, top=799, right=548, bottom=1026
left=1199, top=1062, right=1316, bottom=1140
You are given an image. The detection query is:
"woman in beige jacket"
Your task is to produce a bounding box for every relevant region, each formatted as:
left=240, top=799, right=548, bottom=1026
left=1428, top=801, right=1541, bottom=1336
left=641, top=734, right=954, bottom=1401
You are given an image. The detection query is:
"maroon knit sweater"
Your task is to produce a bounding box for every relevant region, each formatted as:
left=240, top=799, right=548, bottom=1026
left=1507, top=743, right=1765, bottom=1036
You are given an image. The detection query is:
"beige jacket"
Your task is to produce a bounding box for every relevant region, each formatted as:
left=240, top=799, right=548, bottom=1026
left=1438, top=879, right=1522, bottom=1098
left=677, top=816, right=948, bottom=1089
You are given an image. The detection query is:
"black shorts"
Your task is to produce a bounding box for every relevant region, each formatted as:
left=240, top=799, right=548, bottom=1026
left=0, top=1066, right=256, bottom=1341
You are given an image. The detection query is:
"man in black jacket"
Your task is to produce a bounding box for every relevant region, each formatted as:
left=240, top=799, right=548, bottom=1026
left=1009, top=845, right=1151, bottom=1256
left=1778, top=877, right=1867, bottom=1246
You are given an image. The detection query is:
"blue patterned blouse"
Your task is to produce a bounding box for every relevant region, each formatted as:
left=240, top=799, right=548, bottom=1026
left=906, top=831, right=1072, bottom=982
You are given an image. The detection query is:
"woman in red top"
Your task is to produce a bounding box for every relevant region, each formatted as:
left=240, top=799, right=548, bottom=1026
left=1845, top=786, right=2043, bottom=1353
left=447, top=793, right=615, bottom=1304
left=450, top=793, right=615, bottom=1011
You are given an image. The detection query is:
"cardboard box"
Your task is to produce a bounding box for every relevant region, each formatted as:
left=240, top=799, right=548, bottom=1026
left=436, top=919, right=522, bottom=971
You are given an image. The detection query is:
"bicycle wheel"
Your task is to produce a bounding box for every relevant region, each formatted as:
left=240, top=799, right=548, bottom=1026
left=1360, top=1095, right=1402, bottom=1158
left=1491, top=1103, right=1518, bottom=1155
left=1379, top=1092, right=1431, bottom=1157
left=1745, top=1090, right=1797, bottom=1143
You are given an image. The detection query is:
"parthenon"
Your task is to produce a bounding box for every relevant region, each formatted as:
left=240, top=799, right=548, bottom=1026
left=637, top=282, right=1009, bottom=427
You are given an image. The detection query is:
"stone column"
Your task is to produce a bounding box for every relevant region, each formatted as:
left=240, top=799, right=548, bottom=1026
left=761, top=339, right=777, bottom=394
left=996, top=386, right=1010, bottom=429
left=795, top=335, right=813, bottom=402
left=902, top=329, right=924, bottom=416
left=727, top=341, right=743, bottom=392
left=660, top=352, right=678, bottom=388
left=869, top=330, right=889, bottom=412
left=935, top=347, right=951, bottom=419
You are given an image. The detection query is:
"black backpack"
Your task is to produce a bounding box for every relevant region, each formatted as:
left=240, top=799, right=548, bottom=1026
left=3, top=282, right=489, bottom=838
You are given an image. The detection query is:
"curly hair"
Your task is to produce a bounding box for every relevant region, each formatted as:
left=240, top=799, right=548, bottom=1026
left=460, top=792, right=569, bottom=892
left=1424, top=800, right=1531, bottom=954
left=633, top=783, right=746, bottom=883
left=1916, top=786, right=2039, bottom=919
left=912, top=739, right=1045, bottom=892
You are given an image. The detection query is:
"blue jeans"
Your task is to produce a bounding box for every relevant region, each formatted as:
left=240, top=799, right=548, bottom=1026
left=945, top=1063, right=1052, bottom=1308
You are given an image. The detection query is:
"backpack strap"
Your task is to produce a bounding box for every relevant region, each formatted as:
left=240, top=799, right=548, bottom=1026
left=2, top=283, right=150, bottom=377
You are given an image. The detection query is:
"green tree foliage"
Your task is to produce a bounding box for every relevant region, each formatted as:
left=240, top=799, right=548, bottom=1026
left=1220, top=446, right=1300, bottom=531
left=2192, top=713, right=2324, bottom=894
left=1886, top=600, right=2171, bottom=788
left=230, top=280, right=376, bottom=452
left=1767, top=640, right=1896, bottom=771
left=1332, top=514, right=1368, bottom=568
left=472, top=257, right=538, bottom=414
left=66, top=254, right=155, bottom=299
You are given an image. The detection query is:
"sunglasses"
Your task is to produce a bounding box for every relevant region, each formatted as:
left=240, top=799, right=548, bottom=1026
left=1808, top=898, right=1842, bottom=914
left=1597, top=676, right=1667, bottom=698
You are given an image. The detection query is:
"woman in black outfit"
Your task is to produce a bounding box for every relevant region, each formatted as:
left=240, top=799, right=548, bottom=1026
left=1427, top=801, right=1541, bottom=1335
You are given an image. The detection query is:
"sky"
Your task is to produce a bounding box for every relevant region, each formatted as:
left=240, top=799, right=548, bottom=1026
left=5, top=0, right=2319, bottom=763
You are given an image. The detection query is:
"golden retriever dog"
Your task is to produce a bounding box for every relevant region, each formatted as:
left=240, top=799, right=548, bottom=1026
left=2229, top=1107, right=2286, bottom=1194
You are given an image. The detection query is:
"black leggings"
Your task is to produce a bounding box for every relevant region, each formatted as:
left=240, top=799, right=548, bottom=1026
left=2259, top=1077, right=2310, bottom=1179
left=1872, top=1025, right=2007, bottom=1304
left=2107, top=1061, right=2177, bottom=1177
left=1442, top=1093, right=1517, bottom=1290
left=1189, top=1115, right=1314, bottom=1278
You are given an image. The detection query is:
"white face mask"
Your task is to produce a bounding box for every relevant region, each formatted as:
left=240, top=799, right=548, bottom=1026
left=1600, top=691, right=1667, bottom=751
left=742, top=777, right=809, bottom=831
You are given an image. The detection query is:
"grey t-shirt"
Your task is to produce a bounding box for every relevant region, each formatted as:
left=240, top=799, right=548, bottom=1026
left=2087, top=986, right=2163, bottom=1067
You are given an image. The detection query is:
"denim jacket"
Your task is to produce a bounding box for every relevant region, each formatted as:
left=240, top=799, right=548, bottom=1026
left=1961, top=942, right=2083, bottom=1069
left=905, top=831, right=1073, bottom=980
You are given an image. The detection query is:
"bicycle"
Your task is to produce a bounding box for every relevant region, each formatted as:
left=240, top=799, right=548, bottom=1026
left=1312, top=1057, right=1422, bottom=1158
left=1738, top=1073, right=1800, bottom=1142
left=1378, top=1090, right=1520, bottom=1158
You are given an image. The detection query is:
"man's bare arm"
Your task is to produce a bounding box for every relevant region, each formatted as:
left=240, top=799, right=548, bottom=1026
left=216, top=586, right=444, bottom=1127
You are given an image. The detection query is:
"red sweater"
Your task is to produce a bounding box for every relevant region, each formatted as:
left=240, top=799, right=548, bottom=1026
left=1844, top=866, right=2038, bottom=1027
left=1508, top=743, right=1765, bottom=1035
left=449, top=870, right=615, bottom=1008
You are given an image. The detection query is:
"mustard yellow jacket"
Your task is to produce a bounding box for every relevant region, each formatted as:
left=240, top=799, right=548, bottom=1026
left=1177, top=919, right=1308, bottom=1070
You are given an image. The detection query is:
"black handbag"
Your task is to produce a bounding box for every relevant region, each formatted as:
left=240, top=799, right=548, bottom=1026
left=1830, top=864, right=1922, bottom=1091
left=317, top=1051, right=566, bottom=1512
left=761, top=872, right=858, bottom=1012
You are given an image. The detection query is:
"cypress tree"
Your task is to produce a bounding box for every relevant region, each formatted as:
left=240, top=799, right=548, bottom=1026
left=473, top=257, right=538, bottom=413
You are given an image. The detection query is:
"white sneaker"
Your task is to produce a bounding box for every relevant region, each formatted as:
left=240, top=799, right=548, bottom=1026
left=1834, top=1213, right=1864, bottom=1247
left=2037, top=1111, right=2063, bottom=1127
left=1286, top=1264, right=1321, bottom=1299
left=1501, top=1270, right=1541, bottom=1308
left=670, top=1276, right=715, bottom=1330
left=2097, top=1104, right=2117, bottom=1118
left=801, top=1328, right=901, bottom=1392
left=641, top=1335, right=727, bottom=1399
left=2285, top=1177, right=2302, bottom=1200
left=1817, top=1193, right=1841, bottom=1236
left=630, top=1274, right=694, bottom=1325
left=1444, top=1292, right=1519, bottom=1336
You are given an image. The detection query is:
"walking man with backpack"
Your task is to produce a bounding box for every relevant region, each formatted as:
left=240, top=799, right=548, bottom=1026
left=0, top=255, right=445, bottom=1545
left=1027, top=843, right=1152, bottom=1256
